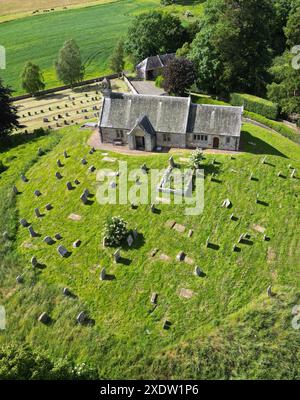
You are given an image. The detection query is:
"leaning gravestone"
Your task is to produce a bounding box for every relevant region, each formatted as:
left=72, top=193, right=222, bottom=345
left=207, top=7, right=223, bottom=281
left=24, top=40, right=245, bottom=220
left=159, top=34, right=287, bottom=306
left=55, top=172, right=62, bottom=180
left=100, top=268, right=106, bottom=281
left=63, top=150, right=68, bottom=158
left=194, top=266, right=202, bottom=277
left=151, top=293, right=158, bottom=304
left=66, top=182, right=73, bottom=191
left=57, top=159, right=63, bottom=168
left=57, top=245, right=69, bottom=257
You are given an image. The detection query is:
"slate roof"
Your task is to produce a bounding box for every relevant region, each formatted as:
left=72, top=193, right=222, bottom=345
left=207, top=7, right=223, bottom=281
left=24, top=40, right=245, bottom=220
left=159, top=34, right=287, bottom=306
left=136, top=53, right=175, bottom=72
left=100, top=92, right=243, bottom=137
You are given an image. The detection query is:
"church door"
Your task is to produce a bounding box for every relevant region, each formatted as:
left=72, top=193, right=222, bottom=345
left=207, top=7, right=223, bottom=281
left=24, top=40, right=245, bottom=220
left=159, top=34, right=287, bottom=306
left=213, top=137, right=219, bottom=149
left=136, top=136, right=145, bottom=150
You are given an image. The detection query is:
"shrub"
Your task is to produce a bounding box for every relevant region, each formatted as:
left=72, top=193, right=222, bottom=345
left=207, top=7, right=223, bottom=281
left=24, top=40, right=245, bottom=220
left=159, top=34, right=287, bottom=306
left=155, top=75, right=164, bottom=88
left=230, top=93, right=278, bottom=120
left=103, top=216, right=128, bottom=247
left=189, top=148, right=203, bottom=169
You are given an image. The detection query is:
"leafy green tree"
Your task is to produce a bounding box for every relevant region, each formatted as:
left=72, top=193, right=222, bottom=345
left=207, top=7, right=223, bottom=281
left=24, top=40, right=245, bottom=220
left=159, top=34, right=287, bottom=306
left=163, top=57, right=196, bottom=96
left=272, top=0, right=294, bottom=55
left=189, top=0, right=275, bottom=96
left=284, top=3, right=300, bottom=48
left=103, top=216, right=128, bottom=247
left=55, top=39, right=85, bottom=86
left=0, top=79, right=20, bottom=137
left=109, top=41, right=125, bottom=75
left=21, top=62, right=45, bottom=96
left=125, top=11, right=186, bottom=64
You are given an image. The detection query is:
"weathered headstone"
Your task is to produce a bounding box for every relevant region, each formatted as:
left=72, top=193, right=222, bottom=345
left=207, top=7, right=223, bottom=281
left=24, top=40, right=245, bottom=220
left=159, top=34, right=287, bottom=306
left=194, top=266, right=202, bottom=277
left=20, top=218, right=29, bottom=227
left=57, top=245, right=69, bottom=257
left=21, top=174, right=29, bottom=183
left=44, top=236, right=55, bottom=245
left=66, top=181, right=73, bottom=191
left=100, top=268, right=106, bottom=281
left=31, top=256, right=38, bottom=267
left=206, top=236, right=210, bottom=248
left=63, top=287, right=71, bottom=296
left=150, top=204, right=155, bottom=213
left=12, top=185, right=19, bottom=195
left=267, top=285, right=275, bottom=297
left=83, top=188, right=90, bottom=197
left=16, top=275, right=23, bottom=284
left=63, top=150, right=68, bottom=158
left=113, top=249, right=121, bottom=263
left=2, top=231, right=9, bottom=241
left=176, top=251, right=185, bottom=261
left=188, top=230, right=193, bottom=238
left=163, top=320, right=171, bottom=330
left=77, top=311, right=88, bottom=325
left=88, top=165, right=96, bottom=173
left=151, top=293, right=158, bottom=304
left=45, top=203, right=52, bottom=211
left=55, top=233, right=62, bottom=240
left=169, top=156, right=175, bottom=168
left=73, top=239, right=81, bottom=248
left=80, top=193, right=88, bottom=204
left=222, top=199, right=231, bottom=208
left=110, top=181, right=117, bottom=189
left=74, top=179, right=80, bottom=185
left=55, top=171, right=62, bottom=179
left=38, top=148, right=43, bottom=157
left=34, top=208, right=42, bottom=218
left=34, top=189, right=41, bottom=197
left=57, top=159, right=63, bottom=168
left=81, top=158, right=87, bottom=165
left=38, top=312, right=51, bottom=324
left=28, top=226, right=38, bottom=237
left=238, top=234, right=244, bottom=243
left=291, top=169, right=296, bottom=178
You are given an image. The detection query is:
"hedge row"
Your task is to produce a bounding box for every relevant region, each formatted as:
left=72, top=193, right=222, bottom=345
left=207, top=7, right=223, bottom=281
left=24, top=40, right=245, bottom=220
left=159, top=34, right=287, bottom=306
left=244, top=111, right=300, bottom=145
left=230, top=93, right=278, bottom=120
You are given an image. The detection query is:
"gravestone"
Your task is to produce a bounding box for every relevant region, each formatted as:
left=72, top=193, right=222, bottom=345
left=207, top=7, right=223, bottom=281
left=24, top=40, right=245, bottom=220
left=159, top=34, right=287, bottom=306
left=102, top=237, right=108, bottom=248
left=63, top=150, right=68, bottom=158
left=194, top=266, right=202, bottom=277
left=44, top=236, right=55, bottom=245
left=21, top=174, right=29, bottom=183
left=20, top=218, right=29, bottom=227
left=150, top=204, right=155, bottom=213
left=169, top=156, right=175, bottom=168
left=188, top=230, right=193, bottom=238
left=249, top=172, right=254, bottom=180
left=267, top=285, right=274, bottom=297
left=55, top=172, right=62, bottom=179
left=100, top=268, right=106, bottom=281
left=110, top=181, right=117, bottom=189
left=151, top=293, right=158, bottom=304
left=63, top=287, right=71, bottom=296
left=150, top=248, right=159, bottom=257
left=261, top=156, right=267, bottom=164
left=238, top=234, right=244, bottom=243
left=16, top=275, right=23, bottom=284
left=34, top=189, right=41, bottom=197
left=45, top=203, right=52, bottom=211
left=230, top=213, right=234, bottom=220
left=55, top=233, right=62, bottom=240
left=73, top=239, right=81, bottom=248
left=66, top=182, right=73, bottom=191
left=38, top=312, right=50, bottom=324
left=206, top=236, right=210, bottom=248
left=77, top=312, right=88, bottom=325
left=31, top=256, right=38, bottom=267
left=176, top=251, right=185, bottom=261
left=141, top=163, right=148, bottom=174
left=113, top=249, right=121, bottom=263
left=81, top=158, right=87, bottom=165
left=28, top=226, right=38, bottom=237
left=163, top=320, right=171, bottom=330
left=34, top=208, right=42, bottom=218
left=80, top=193, right=88, bottom=204
left=74, top=179, right=80, bottom=185
left=88, top=165, right=96, bottom=173
left=57, top=245, right=69, bottom=257
left=12, top=185, right=19, bottom=195
left=291, top=169, right=296, bottom=178
left=222, top=199, right=231, bottom=208
left=232, top=243, right=238, bottom=252
left=57, top=159, right=63, bottom=168
left=38, top=148, right=43, bottom=157
left=127, top=234, right=134, bottom=247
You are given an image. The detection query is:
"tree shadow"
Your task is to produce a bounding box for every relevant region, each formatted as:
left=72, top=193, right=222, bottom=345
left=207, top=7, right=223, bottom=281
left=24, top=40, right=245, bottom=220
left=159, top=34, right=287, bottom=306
left=240, top=130, right=288, bottom=158
left=0, top=129, right=50, bottom=153
left=103, top=274, right=116, bottom=281
left=256, top=199, right=269, bottom=207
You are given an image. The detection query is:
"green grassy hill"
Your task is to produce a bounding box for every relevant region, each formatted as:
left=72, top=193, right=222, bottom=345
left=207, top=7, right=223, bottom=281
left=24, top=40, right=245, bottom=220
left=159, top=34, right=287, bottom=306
left=0, top=0, right=205, bottom=95
left=0, top=122, right=299, bottom=378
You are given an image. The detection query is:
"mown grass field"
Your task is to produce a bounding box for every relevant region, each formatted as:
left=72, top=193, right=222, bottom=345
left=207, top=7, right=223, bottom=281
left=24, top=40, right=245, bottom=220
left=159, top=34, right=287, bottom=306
left=0, top=122, right=299, bottom=378
left=0, top=0, right=204, bottom=94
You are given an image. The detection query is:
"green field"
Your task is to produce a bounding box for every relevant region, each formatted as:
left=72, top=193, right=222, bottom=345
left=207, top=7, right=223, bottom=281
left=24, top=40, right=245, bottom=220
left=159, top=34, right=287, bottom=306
left=0, top=0, right=205, bottom=95
left=0, top=122, right=299, bottom=378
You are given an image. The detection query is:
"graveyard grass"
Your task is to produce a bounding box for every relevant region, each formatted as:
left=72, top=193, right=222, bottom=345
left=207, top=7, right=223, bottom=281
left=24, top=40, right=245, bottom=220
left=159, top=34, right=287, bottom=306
left=0, top=122, right=299, bottom=379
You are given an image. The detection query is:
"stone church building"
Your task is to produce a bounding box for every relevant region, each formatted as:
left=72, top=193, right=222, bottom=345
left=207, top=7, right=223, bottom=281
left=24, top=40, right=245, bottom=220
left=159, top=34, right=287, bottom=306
left=99, top=91, right=243, bottom=152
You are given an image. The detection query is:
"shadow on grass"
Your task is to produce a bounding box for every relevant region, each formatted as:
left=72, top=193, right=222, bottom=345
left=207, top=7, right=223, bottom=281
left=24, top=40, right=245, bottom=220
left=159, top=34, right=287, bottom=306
left=118, top=257, right=131, bottom=266
left=207, top=243, right=220, bottom=251
left=240, top=130, right=288, bottom=158
left=0, top=129, right=51, bottom=153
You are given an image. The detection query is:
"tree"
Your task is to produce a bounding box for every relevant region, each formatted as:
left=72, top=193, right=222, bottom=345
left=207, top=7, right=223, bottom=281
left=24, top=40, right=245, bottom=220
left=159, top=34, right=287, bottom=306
left=103, top=216, right=128, bottom=247
left=21, top=62, right=45, bottom=96
left=163, top=57, right=196, bottom=96
left=189, top=148, right=203, bottom=169
left=55, top=39, right=84, bottom=86
left=189, top=0, right=275, bottom=96
left=109, top=41, right=125, bottom=75
left=272, top=0, right=294, bottom=55
left=125, top=11, right=186, bottom=64
left=284, top=3, right=300, bottom=48
left=0, top=79, right=20, bottom=137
